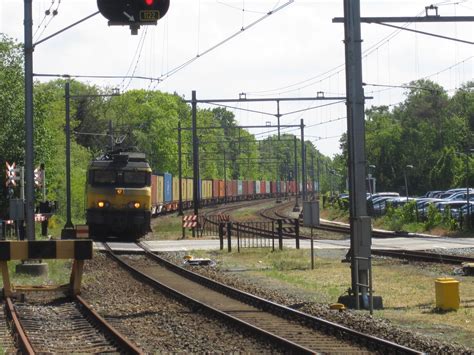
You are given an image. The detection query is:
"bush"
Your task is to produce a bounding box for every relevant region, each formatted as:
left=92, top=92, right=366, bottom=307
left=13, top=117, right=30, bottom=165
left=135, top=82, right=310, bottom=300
left=424, top=203, right=443, bottom=231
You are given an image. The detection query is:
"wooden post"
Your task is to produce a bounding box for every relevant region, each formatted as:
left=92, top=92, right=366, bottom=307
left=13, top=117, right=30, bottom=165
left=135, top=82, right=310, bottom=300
left=70, top=260, right=84, bottom=296
left=0, top=261, right=12, bottom=297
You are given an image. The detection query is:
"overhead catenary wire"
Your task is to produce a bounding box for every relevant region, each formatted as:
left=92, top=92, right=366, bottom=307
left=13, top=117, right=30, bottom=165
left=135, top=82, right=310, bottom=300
left=149, top=0, right=294, bottom=89
left=34, top=0, right=62, bottom=42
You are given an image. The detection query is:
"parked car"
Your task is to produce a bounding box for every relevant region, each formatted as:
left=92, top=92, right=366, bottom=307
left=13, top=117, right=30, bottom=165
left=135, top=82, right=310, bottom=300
left=424, top=190, right=443, bottom=198
left=434, top=200, right=469, bottom=217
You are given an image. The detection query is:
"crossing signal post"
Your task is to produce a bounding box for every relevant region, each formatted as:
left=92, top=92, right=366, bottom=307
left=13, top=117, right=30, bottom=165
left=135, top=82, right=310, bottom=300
left=97, top=0, right=170, bottom=34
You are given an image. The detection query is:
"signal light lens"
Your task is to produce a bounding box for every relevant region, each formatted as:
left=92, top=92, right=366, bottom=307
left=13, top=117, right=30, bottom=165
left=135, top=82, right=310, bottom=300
left=145, top=0, right=153, bottom=5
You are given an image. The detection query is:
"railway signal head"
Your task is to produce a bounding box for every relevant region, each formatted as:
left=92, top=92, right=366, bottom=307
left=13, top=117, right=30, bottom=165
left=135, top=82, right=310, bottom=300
left=97, top=0, right=170, bottom=34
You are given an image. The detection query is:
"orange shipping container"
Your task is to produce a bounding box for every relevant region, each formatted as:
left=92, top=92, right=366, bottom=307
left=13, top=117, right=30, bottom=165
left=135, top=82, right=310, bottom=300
left=212, top=179, right=219, bottom=199
left=218, top=180, right=225, bottom=198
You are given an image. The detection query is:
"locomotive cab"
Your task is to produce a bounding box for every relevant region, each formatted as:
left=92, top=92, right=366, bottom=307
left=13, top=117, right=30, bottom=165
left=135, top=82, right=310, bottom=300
left=86, top=151, right=152, bottom=239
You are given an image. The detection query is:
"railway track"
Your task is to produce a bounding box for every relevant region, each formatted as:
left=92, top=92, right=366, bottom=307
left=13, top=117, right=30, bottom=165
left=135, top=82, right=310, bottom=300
left=259, top=201, right=474, bottom=265
left=103, top=242, right=421, bottom=354
left=371, top=249, right=474, bottom=265
left=4, top=294, right=142, bottom=354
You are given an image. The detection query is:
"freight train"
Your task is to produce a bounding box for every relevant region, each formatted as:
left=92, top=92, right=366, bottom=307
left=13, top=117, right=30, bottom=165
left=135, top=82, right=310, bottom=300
left=86, top=150, right=314, bottom=240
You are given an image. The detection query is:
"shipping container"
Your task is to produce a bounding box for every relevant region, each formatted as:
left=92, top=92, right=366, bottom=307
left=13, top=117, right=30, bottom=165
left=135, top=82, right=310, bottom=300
left=276, top=181, right=281, bottom=193
left=151, top=175, right=158, bottom=208
left=186, top=178, right=193, bottom=201
left=288, top=181, right=296, bottom=193
left=212, top=179, right=219, bottom=199
left=202, top=179, right=212, bottom=200
left=198, top=178, right=202, bottom=200
left=231, top=180, right=238, bottom=197
left=237, top=180, right=243, bottom=195
left=270, top=181, right=276, bottom=194
left=242, top=180, right=248, bottom=196
left=218, top=180, right=225, bottom=198
left=164, top=173, right=172, bottom=203
left=260, top=181, right=266, bottom=194
left=248, top=180, right=255, bottom=195
left=225, top=180, right=232, bottom=198
left=255, top=180, right=260, bottom=194
left=156, top=175, right=164, bottom=204
left=172, top=177, right=180, bottom=203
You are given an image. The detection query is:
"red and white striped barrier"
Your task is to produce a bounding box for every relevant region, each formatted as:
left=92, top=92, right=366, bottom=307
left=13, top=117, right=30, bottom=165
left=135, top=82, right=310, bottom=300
left=75, top=224, right=89, bottom=239
left=182, top=215, right=198, bottom=228
left=34, top=214, right=47, bottom=222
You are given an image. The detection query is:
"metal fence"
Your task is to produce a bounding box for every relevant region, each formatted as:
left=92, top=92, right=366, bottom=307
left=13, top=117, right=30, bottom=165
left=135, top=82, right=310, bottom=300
left=202, top=215, right=302, bottom=252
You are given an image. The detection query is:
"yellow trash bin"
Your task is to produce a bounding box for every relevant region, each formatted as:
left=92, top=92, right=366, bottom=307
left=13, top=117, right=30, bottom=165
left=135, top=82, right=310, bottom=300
left=435, top=277, right=460, bottom=310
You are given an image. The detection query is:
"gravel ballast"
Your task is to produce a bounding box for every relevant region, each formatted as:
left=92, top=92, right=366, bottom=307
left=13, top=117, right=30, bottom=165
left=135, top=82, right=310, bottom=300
left=82, top=253, right=282, bottom=354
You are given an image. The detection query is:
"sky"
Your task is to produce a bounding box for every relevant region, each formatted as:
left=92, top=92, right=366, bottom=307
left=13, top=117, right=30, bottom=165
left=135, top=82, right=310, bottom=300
left=0, top=0, right=473, bottom=158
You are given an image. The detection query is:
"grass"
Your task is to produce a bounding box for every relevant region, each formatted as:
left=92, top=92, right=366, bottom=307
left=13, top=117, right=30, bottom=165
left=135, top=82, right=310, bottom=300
left=191, top=247, right=474, bottom=349
left=231, top=201, right=277, bottom=221
left=0, top=259, right=72, bottom=288
left=150, top=213, right=185, bottom=240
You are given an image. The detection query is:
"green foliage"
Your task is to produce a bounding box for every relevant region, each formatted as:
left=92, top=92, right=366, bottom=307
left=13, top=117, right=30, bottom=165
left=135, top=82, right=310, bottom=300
left=338, top=79, right=474, bottom=195
left=383, top=201, right=418, bottom=231
left=423, top=203, right=443, bottom=231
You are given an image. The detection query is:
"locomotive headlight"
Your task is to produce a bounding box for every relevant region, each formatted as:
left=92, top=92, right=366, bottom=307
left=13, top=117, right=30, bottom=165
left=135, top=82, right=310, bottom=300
left=116, top=188, right=124, bottom=195
left=128, top=201, right=141, bottom=209
left=134, top=202, right=141, bottom=209
left=97, top=201, right=109, bottom=208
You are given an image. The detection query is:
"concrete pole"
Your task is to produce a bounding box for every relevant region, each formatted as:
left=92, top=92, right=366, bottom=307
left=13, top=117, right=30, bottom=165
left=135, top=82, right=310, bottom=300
left=192, top=90, right=199, bottom=215
left=24, top=0, right=35, bottom=240
left=178, top=122, right=183, bottom=216
left=300, top=119, right=306, bottom=202
left=343, top=0, right=372, bottom=302
left=293, top=136, right=300, bottom=211
left=61, top=82, right=75, bottom=238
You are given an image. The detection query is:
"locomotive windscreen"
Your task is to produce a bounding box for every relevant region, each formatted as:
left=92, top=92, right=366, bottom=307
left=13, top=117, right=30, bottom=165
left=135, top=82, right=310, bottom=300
left=90, top=169, right=150, bottom=187
left=123, top=171, right=149, bottom=186
left=92, top=170, right=117, bottom=184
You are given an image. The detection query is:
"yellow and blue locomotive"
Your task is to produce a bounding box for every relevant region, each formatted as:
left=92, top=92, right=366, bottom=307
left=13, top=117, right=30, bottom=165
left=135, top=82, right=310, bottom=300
left=86, top=151, right=152, bottom=240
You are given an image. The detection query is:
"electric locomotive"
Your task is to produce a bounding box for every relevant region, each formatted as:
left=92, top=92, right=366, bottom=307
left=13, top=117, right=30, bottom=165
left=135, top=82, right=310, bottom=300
left=86, top=150, right=152, bottom=239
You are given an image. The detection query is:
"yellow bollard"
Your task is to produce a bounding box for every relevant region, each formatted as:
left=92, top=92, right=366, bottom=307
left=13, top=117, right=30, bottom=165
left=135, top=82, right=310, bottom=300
left=435, top=277, right=460, bottom=311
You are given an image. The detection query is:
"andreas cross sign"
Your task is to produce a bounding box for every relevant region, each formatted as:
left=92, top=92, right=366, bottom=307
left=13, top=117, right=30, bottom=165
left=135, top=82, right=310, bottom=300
left=5, top=162, right=20, bottom=187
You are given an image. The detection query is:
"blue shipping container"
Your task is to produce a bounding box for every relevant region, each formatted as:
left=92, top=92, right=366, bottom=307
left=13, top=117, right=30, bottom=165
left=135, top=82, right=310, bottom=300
left=198, top=178, right=202, bottom=200
left=164, top=173, right=172, bottom=203
left=237, top=180, right=243, bottom=195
